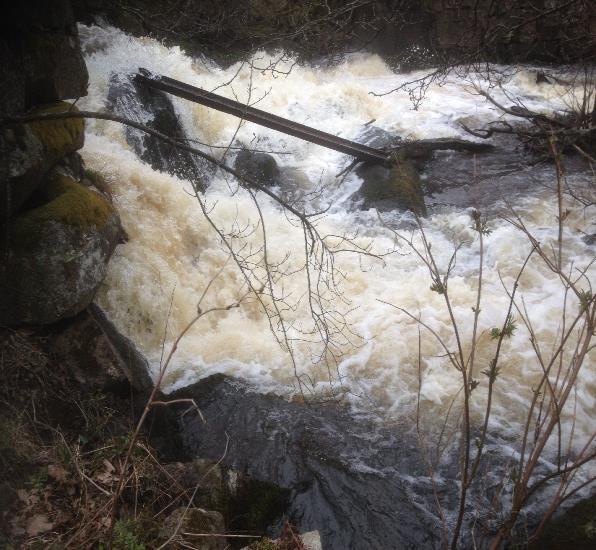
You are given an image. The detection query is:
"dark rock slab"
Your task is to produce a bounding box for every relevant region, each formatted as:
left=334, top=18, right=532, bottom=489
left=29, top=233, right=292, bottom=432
left=171, top=375, right=442, bottom=550
left=49, top=304, right=153, bottom=394
left=107, top=72, right=211, bottom=191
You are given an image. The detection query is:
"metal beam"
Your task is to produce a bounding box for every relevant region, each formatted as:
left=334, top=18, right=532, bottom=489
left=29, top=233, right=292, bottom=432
left=135, top=69, right=390, bottom=164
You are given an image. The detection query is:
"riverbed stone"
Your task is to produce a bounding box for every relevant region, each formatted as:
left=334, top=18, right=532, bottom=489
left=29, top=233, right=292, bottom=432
left=0, top=170, right=121, bottom=325
left=107, top=72, right=210, bottom=191
left=234, top=150, right=281, bottom=187
left=354, top=150, right=426, bottom=215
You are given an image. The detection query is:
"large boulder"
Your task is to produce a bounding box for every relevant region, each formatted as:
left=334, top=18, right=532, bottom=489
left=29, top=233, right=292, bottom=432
left=353, top=150, right=427, bottom=215
left=0, top=169, right=122, bottom=325
left=1, top=101, right=85, bottom=220
left=234, top=150, right=281, bottom=187
left=107, top=72, right=210, bottom=191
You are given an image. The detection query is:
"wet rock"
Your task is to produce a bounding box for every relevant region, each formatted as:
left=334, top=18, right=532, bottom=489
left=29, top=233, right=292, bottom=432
left=353, top=151, right=426, bottom=215
left=172, top=374, right=440, bottom=550
left=87, top=304, right=152, bottom=390
left=107, top=72, right=210, bottom=191
left=355, top=125, right=402, bottom=150
left=234, top=150, right=281, bottom=187
left=0, top=170, right=121, bottom=325
left=159, top=508, right=226, bottom=549
left=50, top=305, right=153, bottom=393
left=1, top=102, right=85, bottom=220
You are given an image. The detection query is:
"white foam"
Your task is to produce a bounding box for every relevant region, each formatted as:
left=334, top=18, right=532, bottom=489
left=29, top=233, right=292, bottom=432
left=78, top=25, right=595, bottom=457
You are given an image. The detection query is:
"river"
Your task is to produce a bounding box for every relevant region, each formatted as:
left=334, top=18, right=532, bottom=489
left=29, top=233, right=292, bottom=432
left=77, top=23, right=594, bottom=548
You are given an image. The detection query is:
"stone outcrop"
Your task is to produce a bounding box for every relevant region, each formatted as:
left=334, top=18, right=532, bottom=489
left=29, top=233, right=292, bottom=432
left=0, top=170, right=122, bottom=325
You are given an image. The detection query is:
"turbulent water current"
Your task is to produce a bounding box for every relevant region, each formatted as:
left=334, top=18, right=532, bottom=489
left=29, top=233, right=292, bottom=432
left=77, top=23, right=594, bottom=546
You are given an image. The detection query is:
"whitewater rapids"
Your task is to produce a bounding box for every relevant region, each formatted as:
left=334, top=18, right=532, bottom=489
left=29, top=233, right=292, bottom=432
left=77, top=24, right=594, bottom=454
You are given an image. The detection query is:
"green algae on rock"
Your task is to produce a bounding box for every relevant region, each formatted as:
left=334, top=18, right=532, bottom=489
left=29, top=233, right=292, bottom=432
left=354, top=150, right=427, bottom=215
left=0, top=170, right=122, bottom=325
left=1, top=101, right=86, bottom=219
left=10, top=169, right=112, bottom=249
left=27, top=101, right=85, bottom=158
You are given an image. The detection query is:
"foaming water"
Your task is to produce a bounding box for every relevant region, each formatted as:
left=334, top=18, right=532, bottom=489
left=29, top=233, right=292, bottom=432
left=77, top=25, right=594, bottom=451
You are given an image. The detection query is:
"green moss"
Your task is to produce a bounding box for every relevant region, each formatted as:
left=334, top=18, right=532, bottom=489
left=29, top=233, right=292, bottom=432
left=536, top=495, right=596, bottom=550
left=390, top=150, right=427, bottom=216
left=9, top=171, right=113, bottom=249
left=248, top=538, right=278, bottom=550
left=27, top=101, right=84, bottom=157
left=226, top=478, right=290, bottom=534
left=358, top=151, right=427, bottom=215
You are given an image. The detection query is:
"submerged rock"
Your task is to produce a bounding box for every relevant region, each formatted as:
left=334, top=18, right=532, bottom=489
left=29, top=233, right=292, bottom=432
left=354, top=151, right=427, bottom=215
left=1, top=101, right=85, bottom=219
left=234, top=150, right=281, bottom=187
left=107, top=72, right=211, bottom=191
left=0, top=170, right=122, bottom=325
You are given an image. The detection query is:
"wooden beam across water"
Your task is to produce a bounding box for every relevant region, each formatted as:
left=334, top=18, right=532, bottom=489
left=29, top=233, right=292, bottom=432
left=135, top=68, right=390, bottom=165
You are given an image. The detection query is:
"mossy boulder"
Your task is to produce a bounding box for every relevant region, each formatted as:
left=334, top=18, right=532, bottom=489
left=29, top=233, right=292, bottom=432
left=1, top=101, right=85, bottom=219
left=0, top=170, right=122, bottom=325
left=353, top=150, right=427, bottom=215
left=27, top=102, right=85, bottom=160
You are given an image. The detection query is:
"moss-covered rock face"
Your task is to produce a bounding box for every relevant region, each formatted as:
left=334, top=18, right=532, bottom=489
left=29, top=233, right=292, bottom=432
left=354, top=151, right=427, bottom=215
left=1, top=102, right=85, bottom=219
left=28, top=102, right=85, bottom=159
left=11, top=170, right=111, bottom=249
left=0, top=170, right=122, bottom=325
